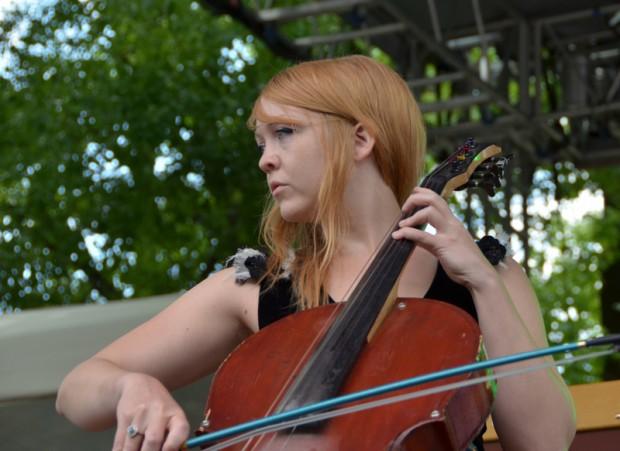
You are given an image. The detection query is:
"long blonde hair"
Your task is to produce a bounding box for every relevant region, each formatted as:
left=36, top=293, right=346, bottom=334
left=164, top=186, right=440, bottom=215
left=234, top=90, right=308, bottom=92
left=249, top=55, right=426, bottom=309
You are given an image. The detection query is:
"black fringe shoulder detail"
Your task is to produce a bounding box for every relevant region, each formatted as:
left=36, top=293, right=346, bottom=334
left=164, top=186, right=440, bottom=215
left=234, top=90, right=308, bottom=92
left=476, top=235, right=507, bottom=266
left=225, top=248, right=267, bottom=284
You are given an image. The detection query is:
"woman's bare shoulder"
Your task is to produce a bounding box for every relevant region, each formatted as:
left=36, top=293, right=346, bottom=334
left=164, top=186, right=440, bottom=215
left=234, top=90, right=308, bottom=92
left=190, top=266, right=261, bottom=332
left=495, top=256, right=528, bottom=284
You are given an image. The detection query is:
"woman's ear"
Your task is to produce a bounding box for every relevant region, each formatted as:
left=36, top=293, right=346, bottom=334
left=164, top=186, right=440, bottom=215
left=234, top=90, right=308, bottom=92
left=353, top=123, right=375, bottom=161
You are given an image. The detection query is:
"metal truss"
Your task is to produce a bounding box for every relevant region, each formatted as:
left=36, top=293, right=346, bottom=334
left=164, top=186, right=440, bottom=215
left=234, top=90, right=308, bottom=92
left=202, top=0, right=620, bottom=168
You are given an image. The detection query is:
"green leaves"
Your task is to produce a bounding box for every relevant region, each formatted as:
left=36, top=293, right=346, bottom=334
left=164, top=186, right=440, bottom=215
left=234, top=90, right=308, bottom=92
left=0, top=0, right=284, bottom=310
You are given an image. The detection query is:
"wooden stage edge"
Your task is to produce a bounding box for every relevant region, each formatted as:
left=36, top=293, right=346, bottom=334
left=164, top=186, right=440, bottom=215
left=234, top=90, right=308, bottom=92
left=483, top=380, right=620, bottom=450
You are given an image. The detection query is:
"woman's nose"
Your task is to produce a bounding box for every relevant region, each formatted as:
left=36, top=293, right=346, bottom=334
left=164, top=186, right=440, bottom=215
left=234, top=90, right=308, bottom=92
left=258, top=146, right=280, bottom=173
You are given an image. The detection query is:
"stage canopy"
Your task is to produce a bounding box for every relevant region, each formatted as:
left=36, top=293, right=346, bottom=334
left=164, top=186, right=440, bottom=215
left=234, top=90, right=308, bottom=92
left=203, top=0, right=620, bottom=168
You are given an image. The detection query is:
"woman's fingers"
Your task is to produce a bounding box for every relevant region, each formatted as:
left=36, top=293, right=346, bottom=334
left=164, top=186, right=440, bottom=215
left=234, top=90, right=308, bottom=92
left=112, top=409, right=141, bottom=451
left=162, top=416, right=191, bottom=451
left=399, top=189, right=458, bottom=231
left=398, top=207, right=434, bottom=230
left=112, top=420, right=127, bottom=451
left=113, top=425, right=144, bottom=451
left=401, top=187, right=451, bottom=216
left=123, top=429, right=144, bottom=451
left=396, top=206, right=458, bottom=239
left=112, top=412, right=188, bottom=451
left=110, top=373, right=190, bottom=451
left=117, top=404, right=147, bottom=451
left=139, top=414, right=167, bottom=451
left=142, top=410, right=189, bottom=451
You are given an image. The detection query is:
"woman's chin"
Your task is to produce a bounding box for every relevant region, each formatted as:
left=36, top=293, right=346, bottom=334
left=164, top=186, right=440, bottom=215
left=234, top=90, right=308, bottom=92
left=280, top=211, right=307, bottom=223
left=279, top=204, right=314, bottom=224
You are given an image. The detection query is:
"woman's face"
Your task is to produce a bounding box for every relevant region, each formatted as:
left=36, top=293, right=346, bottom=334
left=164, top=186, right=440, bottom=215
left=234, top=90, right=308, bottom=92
left=255, top=99, right=326, bottom=223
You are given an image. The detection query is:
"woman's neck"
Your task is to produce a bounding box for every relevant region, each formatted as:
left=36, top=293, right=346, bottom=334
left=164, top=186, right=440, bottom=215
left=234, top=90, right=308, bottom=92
left=337, top=160, right=403, bottom=258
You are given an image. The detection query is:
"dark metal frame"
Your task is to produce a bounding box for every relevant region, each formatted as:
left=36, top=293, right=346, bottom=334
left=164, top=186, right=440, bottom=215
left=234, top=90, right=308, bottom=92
left=202, top=0, right=620, bottom=168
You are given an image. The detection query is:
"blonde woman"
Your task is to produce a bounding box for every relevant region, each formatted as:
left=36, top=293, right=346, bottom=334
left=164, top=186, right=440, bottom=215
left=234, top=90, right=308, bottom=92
left=56, top=55, right=575, bottom=451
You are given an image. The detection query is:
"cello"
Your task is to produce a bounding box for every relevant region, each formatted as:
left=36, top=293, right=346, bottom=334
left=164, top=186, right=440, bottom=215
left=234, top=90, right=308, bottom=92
left=197, top=140, right=509, bottom=450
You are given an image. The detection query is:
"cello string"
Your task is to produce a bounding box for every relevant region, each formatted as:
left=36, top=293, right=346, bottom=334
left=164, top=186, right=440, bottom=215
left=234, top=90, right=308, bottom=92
left=251, top=216, right=404, bottom=451
left=256, top=217, right=404, bottom=451
left=257, top=224, right=399, bottom=449
left=202, top=349, right=612, bottom=450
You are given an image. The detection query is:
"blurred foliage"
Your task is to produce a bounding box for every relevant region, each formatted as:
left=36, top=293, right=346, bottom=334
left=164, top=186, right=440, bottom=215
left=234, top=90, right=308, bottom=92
left=1, top=0, right=619, bottom=385
left=0, top=0, right=290, bottom=309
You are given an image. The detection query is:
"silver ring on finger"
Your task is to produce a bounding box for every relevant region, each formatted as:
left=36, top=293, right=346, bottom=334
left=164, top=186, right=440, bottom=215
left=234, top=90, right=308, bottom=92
left=127, top=424, right=141, bottom=439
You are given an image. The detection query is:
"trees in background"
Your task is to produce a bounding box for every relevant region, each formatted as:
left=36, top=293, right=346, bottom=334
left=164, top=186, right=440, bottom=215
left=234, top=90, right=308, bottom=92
left=1, top=0, right=288, bottom=308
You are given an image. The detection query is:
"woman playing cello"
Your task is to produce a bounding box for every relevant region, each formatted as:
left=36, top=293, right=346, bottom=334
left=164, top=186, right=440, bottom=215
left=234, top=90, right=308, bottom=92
left=56, top=55, right=576, bottom=451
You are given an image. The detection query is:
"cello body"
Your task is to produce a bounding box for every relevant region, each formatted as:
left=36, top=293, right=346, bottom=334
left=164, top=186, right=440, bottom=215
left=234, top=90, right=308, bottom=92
left=202, top=298, right=493, bottom=450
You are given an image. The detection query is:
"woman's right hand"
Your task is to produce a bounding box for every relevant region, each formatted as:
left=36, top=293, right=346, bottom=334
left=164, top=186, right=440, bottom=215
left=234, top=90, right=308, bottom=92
left=112, top=372, right=190, bottom=451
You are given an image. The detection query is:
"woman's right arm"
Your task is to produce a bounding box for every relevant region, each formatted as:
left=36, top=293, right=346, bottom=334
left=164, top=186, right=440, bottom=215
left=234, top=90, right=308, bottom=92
left=56, top=267, right=259, bottom=450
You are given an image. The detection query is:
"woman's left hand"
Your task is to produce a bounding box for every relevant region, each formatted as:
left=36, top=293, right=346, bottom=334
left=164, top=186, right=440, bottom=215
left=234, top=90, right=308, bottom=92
left=391, top=187, right=496, bottom=290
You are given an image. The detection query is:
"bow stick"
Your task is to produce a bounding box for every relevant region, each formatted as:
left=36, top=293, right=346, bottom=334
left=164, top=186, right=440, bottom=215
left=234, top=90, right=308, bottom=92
left=184, top=334, right=620, bottom=449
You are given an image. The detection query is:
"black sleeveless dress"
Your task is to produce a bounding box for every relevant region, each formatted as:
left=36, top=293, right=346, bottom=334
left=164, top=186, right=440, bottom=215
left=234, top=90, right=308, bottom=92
left=258, top=260, right=478, bottom=329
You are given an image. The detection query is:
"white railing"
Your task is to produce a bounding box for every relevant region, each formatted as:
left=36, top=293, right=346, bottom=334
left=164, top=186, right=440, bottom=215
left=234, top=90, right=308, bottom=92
left=0, top=294, right=178, bottom=401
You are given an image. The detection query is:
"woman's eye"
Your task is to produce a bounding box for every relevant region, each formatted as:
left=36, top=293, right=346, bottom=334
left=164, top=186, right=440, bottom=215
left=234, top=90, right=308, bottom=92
left=275, top=127, right=294, bottom=138
left=256, top=143, right=265, bottom=154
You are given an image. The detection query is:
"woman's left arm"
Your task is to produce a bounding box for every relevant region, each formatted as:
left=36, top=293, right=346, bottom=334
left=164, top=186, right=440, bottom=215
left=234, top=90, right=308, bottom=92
left=393, top=187, right=576, bottom=451
left=471, top=257, right=576, bottom=451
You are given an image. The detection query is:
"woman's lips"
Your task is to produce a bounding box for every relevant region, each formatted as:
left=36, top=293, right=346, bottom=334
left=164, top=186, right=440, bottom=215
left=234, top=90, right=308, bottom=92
left=272, top=184, right=286, bottom=196
left=270, top=181, right=286, bottom=195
